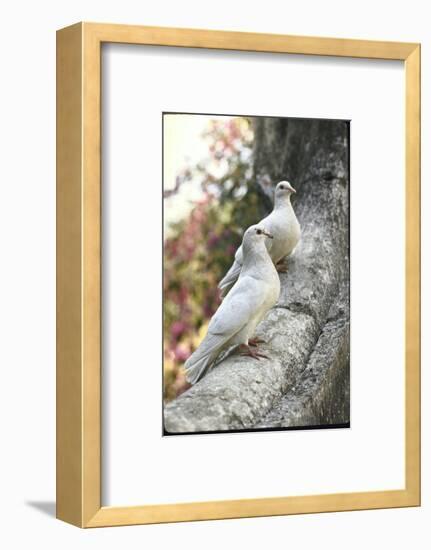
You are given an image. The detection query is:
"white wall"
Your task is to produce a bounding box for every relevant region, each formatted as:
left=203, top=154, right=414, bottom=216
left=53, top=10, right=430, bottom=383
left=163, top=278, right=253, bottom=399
left=0, top=1, right=428, bottom=548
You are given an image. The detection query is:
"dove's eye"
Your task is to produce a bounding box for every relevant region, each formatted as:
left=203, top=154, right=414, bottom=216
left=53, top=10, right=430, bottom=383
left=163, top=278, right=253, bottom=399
left=256, top=229, right=262, bottom=235
left=280, top=185, right=285, bottom=190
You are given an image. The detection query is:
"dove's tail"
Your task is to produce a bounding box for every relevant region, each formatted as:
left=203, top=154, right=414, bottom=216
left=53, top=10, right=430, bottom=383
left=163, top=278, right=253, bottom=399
left=184, top=335, right=223, bottom=385
left=218, top=261, right=242, bottom=298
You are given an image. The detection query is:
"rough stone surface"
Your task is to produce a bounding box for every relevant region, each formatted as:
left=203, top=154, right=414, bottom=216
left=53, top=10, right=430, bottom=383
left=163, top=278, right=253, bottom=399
left=256, top=285, right=350, bottom=428
left=164, top=119, right=350, bottom=434
left=164, top=309, right=320, bottom=433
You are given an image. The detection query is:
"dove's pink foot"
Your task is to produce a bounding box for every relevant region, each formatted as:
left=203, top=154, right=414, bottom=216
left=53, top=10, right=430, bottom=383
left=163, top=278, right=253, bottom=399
left=248, top=337, right=266, bottom=347
left=276, top=261, right=288, bottom=273
left=239, top=344, right=269, bottom=360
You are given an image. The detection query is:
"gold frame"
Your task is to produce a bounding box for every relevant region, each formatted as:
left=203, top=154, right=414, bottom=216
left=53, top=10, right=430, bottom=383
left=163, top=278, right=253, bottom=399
left=56, top=22, right=421, bottom=528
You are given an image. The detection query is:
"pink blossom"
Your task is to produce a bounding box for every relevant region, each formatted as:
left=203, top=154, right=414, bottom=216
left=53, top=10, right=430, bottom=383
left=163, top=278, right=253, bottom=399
left=174, top=344, right=191, bottom=362
left=171, top=321, right=186, bottom=339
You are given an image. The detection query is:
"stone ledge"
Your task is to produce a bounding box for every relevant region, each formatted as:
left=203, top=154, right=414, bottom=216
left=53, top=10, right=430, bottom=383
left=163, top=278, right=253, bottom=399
left=163, top=309, right=319, bottom=433
left=256, top=286, right=350, bottom=428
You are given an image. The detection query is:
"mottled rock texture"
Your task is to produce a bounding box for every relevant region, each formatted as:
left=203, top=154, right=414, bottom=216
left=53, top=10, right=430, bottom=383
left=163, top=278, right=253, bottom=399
left=164, top=118, right=350, bottom=434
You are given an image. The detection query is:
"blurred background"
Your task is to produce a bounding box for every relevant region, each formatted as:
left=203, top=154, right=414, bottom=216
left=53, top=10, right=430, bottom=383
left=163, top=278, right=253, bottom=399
left=163, top=114, right=267, bottom=400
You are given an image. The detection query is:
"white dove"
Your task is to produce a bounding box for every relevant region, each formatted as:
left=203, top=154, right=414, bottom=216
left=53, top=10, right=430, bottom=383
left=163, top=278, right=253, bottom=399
left=218, top=181, right=301, bottom=297
left=184, top=224, right=280, bottom=385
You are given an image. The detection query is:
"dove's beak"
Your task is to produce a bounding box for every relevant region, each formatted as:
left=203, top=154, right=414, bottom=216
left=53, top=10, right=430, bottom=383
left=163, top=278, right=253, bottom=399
left=289, top=185, right=296, bottom=194
left=262, top=229, right=273, bottom=239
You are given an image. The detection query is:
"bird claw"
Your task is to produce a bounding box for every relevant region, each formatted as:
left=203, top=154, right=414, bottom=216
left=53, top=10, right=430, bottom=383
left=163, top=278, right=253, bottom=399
left=248, top=337, right=266, bottom=347
left=276, top=263, right=288, bottom=273
left=239, top=345, right=269, bottom=360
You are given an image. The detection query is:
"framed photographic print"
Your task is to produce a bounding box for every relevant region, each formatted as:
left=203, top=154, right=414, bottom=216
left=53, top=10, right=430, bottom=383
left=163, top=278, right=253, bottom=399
left=56, top=23, right=421, bottom=527
left=162, top=112, right=350, bottom=435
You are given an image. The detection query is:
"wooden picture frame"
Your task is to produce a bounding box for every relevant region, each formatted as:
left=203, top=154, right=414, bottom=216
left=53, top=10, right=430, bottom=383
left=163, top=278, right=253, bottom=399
left=56, top=22, right=421, bottom=528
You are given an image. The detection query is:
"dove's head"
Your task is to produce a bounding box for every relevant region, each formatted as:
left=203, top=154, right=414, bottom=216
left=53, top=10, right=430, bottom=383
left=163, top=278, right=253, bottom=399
left=242, top=224, right=273, bottom=252
left=274, top=180, right=296, bottom=204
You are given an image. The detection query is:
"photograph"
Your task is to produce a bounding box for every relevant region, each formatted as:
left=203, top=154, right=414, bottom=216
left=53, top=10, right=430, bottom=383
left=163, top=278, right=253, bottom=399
left=162, top=112, right=350, bottom=435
